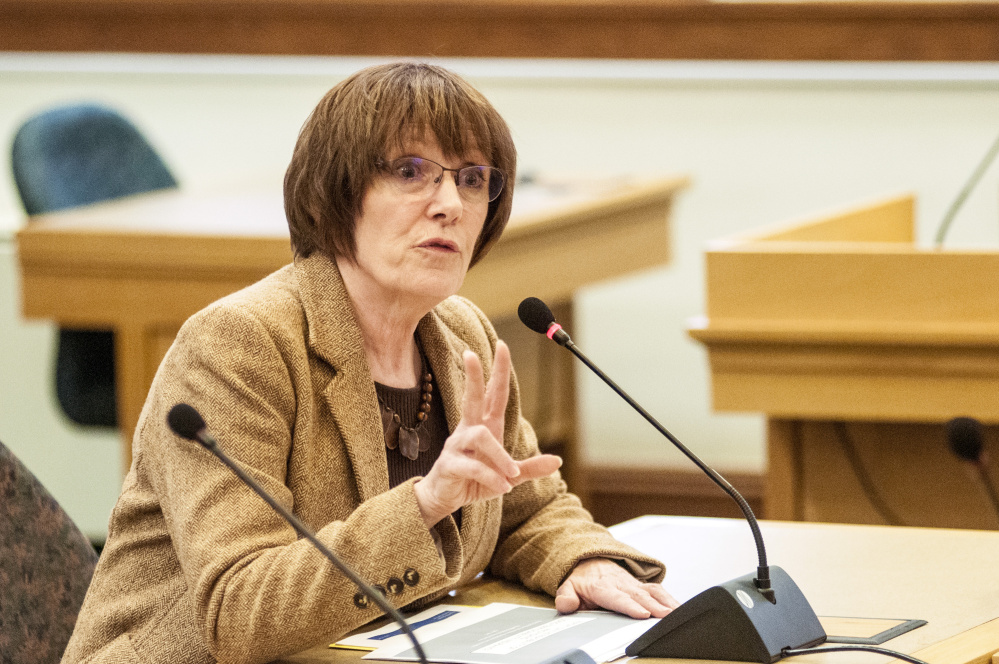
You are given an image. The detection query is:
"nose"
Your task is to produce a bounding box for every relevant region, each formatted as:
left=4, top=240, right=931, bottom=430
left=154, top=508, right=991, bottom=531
left=429, top=172, right=464, bottom=224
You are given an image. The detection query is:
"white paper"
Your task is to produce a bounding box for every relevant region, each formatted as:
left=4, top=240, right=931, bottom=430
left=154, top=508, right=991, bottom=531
left=363, top=603, right=657, bottom=664
left=334, top=604, right=480, bottom=651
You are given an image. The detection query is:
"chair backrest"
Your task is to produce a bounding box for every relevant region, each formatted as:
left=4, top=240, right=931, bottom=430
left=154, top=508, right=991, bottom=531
left=10, top=103, right=178, bottom=427
left=11, top=103, right=177, bottom=215
left=0, top=439, right=98, bottom=664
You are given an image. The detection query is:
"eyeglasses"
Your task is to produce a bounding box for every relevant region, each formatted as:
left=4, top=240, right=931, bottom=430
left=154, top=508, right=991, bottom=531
left=378, top=157, right=506, bottom=203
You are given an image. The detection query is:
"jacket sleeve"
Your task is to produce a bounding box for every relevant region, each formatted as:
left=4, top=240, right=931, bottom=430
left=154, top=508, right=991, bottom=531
left=446, top=298, right=666, bottom=595
left=137, top=302, right=463, bottom=664
left=489, top=414, right=666, bottom=595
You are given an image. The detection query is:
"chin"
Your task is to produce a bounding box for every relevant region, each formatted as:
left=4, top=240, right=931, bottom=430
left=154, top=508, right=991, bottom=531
left=406, top=276, right=465, bottom=307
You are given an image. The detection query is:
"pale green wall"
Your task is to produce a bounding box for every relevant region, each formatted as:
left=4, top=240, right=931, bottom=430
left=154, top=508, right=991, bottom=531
left=2, top=55, right=998, bottom=539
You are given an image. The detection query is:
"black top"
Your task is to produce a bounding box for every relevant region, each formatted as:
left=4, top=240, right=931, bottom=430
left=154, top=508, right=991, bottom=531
left=375, top=376, right=461, bottom=529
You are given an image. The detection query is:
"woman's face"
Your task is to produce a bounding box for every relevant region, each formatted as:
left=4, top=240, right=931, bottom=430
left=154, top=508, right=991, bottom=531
left=343, top=136, right=490, bottom=311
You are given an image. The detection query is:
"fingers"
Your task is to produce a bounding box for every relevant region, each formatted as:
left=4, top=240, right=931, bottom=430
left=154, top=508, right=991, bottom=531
left=590, top=593, right=649, bottom=619
left=554, top=579, right=582, bottom=614
left=443, top=451, right=513, bottom=495
left=514, top=454, right=562, bottom=483
left=462, top=342, right=512, bottom=440
left=448, top=439, right=559, bottom=490
left=457, top=342, right=518, bottom=478
left=624, top=583, right=676, bottom=619
left=585, top=581, right=674, bottom=620
left=449, top=424, right=519, bottom=478
left=419, top=340, right=560, bottom=524
left=460, top=350, right=486, bottom=425
left=415, top=442, right=515, bottom=527
left=563, top=559, right=677, bottom=620
left=483, top=341, right=511, bottom=428
left=648, top=584, right=681, bottom=610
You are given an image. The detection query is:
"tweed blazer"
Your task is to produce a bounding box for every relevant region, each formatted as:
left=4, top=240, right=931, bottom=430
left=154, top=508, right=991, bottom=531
left=62, top=254, right=665, bottom=664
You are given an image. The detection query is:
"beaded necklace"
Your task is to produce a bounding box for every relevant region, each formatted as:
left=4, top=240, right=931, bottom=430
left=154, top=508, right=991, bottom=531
left=377, top=342, right=433, bottom=461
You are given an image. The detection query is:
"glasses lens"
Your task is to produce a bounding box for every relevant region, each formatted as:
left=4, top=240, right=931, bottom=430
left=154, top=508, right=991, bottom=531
left=457, top=167, right=505, bottom=203
left=486, top=168, right=505, bottom=202
left=384, top=158, right=505, bottom=203
left=387, top=158, right=435, bottom=193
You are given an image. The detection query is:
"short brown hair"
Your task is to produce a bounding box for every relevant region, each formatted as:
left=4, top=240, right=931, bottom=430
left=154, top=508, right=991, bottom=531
left=284, top=62, right=517, bottom=268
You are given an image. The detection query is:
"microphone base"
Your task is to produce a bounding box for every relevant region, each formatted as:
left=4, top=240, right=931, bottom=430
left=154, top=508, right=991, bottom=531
left=626, top=566, right=825, bottom=664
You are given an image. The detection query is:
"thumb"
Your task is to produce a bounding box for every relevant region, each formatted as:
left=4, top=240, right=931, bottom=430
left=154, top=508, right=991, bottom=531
left=513, top=455, right=563, bottom=485
left=554, top=579, right=581, bottom=614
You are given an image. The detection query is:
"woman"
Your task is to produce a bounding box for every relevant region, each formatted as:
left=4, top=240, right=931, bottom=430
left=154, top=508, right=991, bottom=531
left=63, top=62, right=677, bottom=664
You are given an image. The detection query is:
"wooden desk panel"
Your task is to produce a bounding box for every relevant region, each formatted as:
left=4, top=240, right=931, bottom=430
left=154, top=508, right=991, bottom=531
left=17, top=177, right=686, bottom=480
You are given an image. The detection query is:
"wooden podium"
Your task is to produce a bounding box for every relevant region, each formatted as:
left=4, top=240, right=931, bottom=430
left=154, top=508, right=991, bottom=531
left=17, top=176, right=687, bottom=487
left=689, top=194, right=999, bottom=529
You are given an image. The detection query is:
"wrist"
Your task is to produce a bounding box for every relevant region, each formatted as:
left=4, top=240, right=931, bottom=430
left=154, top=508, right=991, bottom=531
left=413, top=478, right=447, bottom=529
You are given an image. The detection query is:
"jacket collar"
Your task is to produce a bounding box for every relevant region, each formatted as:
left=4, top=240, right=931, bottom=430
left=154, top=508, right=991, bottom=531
left=295, top=253, right=471, bottom=503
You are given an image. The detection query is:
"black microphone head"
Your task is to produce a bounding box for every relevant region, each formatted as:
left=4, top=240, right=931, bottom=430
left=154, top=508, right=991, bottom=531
left=167, top=403, right=207, bottom=441
left=518, top=297, right=556, bottom=335
left=947, top=416, right=984, bottom=463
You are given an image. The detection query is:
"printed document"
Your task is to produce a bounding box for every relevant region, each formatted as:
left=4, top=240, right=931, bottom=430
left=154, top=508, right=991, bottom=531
left=361, top=603, right=658, bottom=664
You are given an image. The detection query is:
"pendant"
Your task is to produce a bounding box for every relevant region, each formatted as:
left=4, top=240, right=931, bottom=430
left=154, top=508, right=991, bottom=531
left=381, top=405, right=400, bottom=449
left=398, top=426, right=420, bottom=460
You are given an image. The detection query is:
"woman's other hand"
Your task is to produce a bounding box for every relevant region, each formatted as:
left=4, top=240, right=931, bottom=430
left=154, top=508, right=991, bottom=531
left=555, top=558, right=680, bottom=619
left=414, top=341, right=561, bottom=527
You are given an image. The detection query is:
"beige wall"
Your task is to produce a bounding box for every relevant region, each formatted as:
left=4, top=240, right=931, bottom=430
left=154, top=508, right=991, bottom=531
left=2, top=55, right=998, bottom=538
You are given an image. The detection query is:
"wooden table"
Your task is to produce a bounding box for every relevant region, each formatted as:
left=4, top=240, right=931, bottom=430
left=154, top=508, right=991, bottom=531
left=16, top=176, right=687, bottom=483
left=278, top=515, right=999, bottom=664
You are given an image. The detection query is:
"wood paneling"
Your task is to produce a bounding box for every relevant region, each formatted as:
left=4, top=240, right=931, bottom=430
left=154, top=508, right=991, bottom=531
left=584, top=466, right=764, bottom=527
left=3, top=0, right=999, bottom=62
left=788, top=419, right=999, bottom=530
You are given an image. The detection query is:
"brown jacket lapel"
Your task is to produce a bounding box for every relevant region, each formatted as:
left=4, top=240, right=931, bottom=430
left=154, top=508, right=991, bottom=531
left=296, top=254, right=389, bottom=503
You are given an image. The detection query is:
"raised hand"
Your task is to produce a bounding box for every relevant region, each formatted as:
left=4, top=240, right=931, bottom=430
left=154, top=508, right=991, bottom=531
left=413, top=341, right=562, bottom=528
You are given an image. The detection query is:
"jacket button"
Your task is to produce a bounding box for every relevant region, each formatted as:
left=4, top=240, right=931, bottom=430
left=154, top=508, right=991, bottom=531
left=353, top=592, right=369, bottom=609
left=402, top=568, right=420, bottom=586
left=387, top=577, right=405, bottom=595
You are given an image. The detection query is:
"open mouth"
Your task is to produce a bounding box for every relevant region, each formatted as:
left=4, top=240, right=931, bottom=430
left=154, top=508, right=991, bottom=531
left=420, top=239, right=459, bottom=252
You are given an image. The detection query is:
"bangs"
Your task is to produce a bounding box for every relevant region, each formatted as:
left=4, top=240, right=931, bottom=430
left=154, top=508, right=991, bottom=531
left=373, top=65, right=499, bottom=164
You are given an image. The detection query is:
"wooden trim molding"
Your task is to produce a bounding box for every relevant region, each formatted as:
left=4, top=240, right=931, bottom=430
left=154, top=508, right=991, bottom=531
left=3, top=0, right=999, bottom=62
left=583, top=465, right=764, bottom=527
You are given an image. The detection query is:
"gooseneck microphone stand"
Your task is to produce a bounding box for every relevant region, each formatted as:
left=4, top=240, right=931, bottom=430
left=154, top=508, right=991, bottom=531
left=518, top=297, right=825, bottom=664
left=167, top=403, right=429, bottom=664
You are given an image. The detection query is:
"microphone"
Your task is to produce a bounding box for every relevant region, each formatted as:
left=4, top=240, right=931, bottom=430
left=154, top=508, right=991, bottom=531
left=933, top=132, right=999, bottom=247
left=945, top=416, right=999, bottom=523
left=166, top=403, right=428, bottom=664
left=518, top=298, right=825, bottom=664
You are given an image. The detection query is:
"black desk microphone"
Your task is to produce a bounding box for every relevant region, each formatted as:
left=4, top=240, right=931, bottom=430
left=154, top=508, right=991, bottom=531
left=518, top=297, right=826, bottom=664
left=946, top=416, right=999, bottom=524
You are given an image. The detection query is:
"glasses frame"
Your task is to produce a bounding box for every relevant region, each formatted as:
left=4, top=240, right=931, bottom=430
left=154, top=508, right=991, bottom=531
left=377, top=156, right=506, bottom=203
